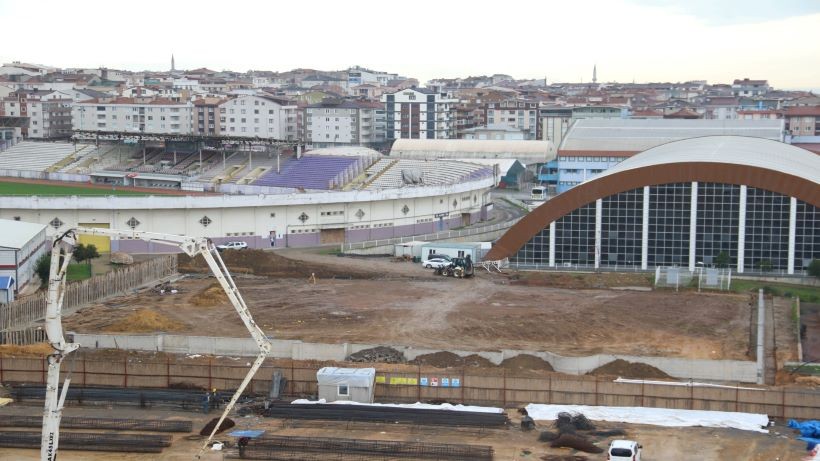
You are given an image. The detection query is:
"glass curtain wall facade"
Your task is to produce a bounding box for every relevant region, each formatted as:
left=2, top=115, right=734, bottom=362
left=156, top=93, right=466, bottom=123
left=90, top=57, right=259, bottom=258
left=745, top=188, right=789, bottom=271
left=510, top=182, right=819, bottom=273
left=600, top=188, right=643, bottom=267
left=695, top=183, right=740, bottom=267
left=796, top=200, right=820, bottom=271
left=648, top=183, right=691, bottom=267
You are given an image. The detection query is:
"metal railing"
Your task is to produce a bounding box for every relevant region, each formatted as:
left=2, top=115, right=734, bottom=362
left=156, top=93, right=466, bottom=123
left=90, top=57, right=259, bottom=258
left=342, top=217, right=521, bottom=251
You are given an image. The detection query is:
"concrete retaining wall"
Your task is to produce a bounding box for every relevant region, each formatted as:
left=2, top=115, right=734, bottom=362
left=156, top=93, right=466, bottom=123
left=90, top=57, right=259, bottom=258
left=70, top=333, right=759, bottom=383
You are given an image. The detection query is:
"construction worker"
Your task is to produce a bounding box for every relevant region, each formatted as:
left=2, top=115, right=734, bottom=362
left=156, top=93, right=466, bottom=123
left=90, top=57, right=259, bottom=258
left=201, top=391, right=211, bottom=414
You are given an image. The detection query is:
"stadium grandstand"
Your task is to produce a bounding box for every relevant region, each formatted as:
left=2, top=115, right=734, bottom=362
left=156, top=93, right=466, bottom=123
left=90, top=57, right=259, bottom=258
left=0, top=137, right=497, bottom=250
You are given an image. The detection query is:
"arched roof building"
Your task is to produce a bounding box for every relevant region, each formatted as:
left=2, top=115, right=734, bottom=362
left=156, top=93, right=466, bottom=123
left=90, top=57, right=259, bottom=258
left=486, top=136, right=820, bottom=274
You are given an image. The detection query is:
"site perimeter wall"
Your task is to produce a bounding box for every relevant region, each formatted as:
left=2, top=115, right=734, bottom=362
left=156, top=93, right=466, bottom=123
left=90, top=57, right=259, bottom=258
left=69, top=333, right=759, bottom=383
left=2, top=354, right=817, bottom=420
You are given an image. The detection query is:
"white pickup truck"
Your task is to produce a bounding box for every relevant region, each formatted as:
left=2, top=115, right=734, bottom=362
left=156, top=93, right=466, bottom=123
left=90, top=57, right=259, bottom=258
left=216, top=241, right=248, bottom=251
left=608, top=440, right=642, bottom=461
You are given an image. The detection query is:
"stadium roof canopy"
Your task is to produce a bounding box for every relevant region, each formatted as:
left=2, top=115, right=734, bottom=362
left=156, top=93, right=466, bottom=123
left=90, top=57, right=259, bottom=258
left=305, top=146, right=383, bottom=157
left=390, top=139, right=555, bottom=164
left=485, top=135, right=820, bottom=260
left=559, top=119, right=784, bottom=152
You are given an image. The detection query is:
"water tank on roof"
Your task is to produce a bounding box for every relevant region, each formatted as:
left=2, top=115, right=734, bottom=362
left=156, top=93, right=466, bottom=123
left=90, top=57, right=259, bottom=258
left=401, top=168, right=423, bottom=185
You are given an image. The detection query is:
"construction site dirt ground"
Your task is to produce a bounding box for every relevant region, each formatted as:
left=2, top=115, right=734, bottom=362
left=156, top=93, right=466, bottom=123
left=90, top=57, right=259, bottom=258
left=0, top=404, right=809, bottom=460
left=58, top=250, right=800, bottom=362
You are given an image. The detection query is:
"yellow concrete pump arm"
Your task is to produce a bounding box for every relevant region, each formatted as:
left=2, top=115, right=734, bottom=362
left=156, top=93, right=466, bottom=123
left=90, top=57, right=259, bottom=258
left=41, top=227, right=272, bottom=461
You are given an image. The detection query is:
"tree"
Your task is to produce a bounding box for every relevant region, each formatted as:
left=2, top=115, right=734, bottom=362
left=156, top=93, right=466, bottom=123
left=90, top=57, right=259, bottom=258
left=35, top=253, right=51, bottom=286
left=714, top=251, right=729, bottom=269
left=74, top=244, right=100, bottom=265
left=810, top=259, right=820, bottom=278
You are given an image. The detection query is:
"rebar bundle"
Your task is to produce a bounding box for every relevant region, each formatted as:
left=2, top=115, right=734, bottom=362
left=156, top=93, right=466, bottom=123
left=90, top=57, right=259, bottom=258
left=0, top=415, right=192, bottom=432
left=0, top=431, right=171, bottom=453
left=224, top=435, right=493, bottom=461
left=12, top=384, right=235, bottom=410
left=263, top=403, right=508, bottom=427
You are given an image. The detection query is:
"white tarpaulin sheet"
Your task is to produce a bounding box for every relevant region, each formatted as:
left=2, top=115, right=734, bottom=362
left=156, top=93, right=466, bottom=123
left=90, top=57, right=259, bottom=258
left=525, top=404, right=769, bottom=433
left=292, top=399, right=504, bottom=414
left=316, top=367, right=375, bottom=387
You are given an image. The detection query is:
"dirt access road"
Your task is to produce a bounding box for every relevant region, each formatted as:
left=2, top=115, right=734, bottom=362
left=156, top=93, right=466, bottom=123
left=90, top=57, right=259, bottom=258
left=63, top=250, right=764, bottom=360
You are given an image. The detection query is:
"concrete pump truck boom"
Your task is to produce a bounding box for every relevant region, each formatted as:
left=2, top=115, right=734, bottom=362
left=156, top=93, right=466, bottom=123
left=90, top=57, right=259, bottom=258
left=40, top=227, right=272, bottom=461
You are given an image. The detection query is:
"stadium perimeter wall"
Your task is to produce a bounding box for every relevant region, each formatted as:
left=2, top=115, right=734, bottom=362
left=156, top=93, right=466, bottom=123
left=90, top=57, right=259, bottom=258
left=0, top=178, right=493, bottom=250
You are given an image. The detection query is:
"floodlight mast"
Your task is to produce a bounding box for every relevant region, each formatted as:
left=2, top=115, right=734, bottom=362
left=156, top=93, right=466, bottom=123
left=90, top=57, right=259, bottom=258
left=40, top=228, right=272, bottom=461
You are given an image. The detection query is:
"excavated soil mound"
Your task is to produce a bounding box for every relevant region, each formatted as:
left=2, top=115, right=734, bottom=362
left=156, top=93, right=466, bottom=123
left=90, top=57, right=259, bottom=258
left=461, top=354, right=496, bottom=368
left=348, top=346, right=406, bottom=364
left=178, top=250, right=375, bottom=279
left=587, top=359, right=670, bottom=379
left=501, top=354, right=555, bottom=372
left=103, top=308, right=185, bottom=333
left=190, top=282, right=228, bottom=307
left=410, top=351, right=464, bottom=367
left=410, top=352, right=495, bottom=368
left=549, top=433, right=603, bottom=454
left=0, top=342, right=54, bottom=357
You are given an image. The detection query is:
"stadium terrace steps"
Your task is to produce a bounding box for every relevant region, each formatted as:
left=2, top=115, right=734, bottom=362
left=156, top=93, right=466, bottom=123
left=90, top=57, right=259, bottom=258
left=252, top=155, right=360, bottom=190
left=0, top=142, right=88, bottom=172
left=364, top=159, right=493, bottom=189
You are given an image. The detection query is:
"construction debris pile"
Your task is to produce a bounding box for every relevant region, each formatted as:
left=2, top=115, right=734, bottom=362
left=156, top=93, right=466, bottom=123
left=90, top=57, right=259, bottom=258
left=263, top=402, right=509, bottom=427
left=347, top=346, right=406, bottom=363
left=537, top=412, right=618, bottom=454
left=222, top=435, right=493, bottom=461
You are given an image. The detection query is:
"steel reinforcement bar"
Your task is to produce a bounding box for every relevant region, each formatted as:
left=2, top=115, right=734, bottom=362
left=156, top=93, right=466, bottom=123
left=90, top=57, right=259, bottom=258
left=0, top=431, right=171, bottom=453
left=263, top=403, right=509, bottom=427
left=0, top=415, right=192, bottom=432
left=224, top=436, right=493, bottom=461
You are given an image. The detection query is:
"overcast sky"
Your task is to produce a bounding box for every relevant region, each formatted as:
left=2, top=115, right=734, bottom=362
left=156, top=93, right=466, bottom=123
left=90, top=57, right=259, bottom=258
left=1, top=0, right=818, bottom=89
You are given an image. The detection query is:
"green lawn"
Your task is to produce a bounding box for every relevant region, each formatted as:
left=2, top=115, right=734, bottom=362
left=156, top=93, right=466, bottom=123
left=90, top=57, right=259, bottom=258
left=0, top=181, right=156, bottom=196
left=66, top=263, right=92, bottom=281
left=731, top=279, right=820, bottom=303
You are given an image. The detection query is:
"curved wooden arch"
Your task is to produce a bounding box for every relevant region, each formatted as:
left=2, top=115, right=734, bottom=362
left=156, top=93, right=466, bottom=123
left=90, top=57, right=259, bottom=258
left=485, top=162, right=820, bottom=261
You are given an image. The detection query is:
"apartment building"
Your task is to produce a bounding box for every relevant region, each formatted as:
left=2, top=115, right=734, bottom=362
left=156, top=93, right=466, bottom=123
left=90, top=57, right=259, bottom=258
left=732, top=78, right=770, bottom=97
left=381, top=88, right=457, bottom=140
left=72, top=97, right=193, bottom=134
left=305, top=99, right=385, bottom=148
left=486, top=100, right=539, bottom=140
left=784, top=106, right=820, bottom=137
left=2, top=89, right=73, bottom=138
left=217, top=95, right=297, bottom=139
left=192, top=97, right=225, bottom=136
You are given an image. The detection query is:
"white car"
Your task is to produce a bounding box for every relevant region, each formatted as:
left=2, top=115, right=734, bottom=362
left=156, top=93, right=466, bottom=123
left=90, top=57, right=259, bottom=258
left=608, top=440, right=642, bottom=461
left=423, top=257, right=451, bottom=269
left=216, top=241, right=248, bottom=251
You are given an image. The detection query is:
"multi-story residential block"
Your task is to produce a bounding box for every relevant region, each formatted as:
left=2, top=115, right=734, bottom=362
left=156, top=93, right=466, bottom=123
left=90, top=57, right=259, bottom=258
left=192, top=97, right=225, bottom=136
left=784, top=106, right=820, bottom=137
left=347, top=66, right=398, bottom=87
left=72, top=97, right=193, bottom=134
left=732, top=78, right=770, bottom=97
left=2, top=89, right=73, bottom=138
left=381, top=88, right=457, bottom=140
left=486, top=100, right=538, bottom=140
left=305, top=100, right=385, bottom=148
left=217, top=95, right=297, bottom=139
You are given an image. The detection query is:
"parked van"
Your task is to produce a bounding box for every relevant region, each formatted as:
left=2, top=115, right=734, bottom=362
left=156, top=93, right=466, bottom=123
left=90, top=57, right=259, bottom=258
left=608, top=440, right=642, bottom=461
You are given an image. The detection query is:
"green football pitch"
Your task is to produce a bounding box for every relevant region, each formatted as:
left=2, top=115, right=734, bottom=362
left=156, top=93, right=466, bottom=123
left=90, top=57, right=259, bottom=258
left=0, top=181, right=158, bottom=196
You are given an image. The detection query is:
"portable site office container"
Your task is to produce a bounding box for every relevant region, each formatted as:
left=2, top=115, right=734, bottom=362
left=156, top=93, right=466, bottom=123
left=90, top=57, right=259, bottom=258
left=420, top=242, right=482, bottom=262
left=316, top=367, right=376, bottom=403
left=394, top=241, right=427, bottom=259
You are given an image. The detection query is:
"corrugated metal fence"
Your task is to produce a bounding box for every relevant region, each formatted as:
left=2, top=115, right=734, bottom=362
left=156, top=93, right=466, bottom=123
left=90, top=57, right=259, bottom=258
left=2, top=356, right=819, bottom=420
